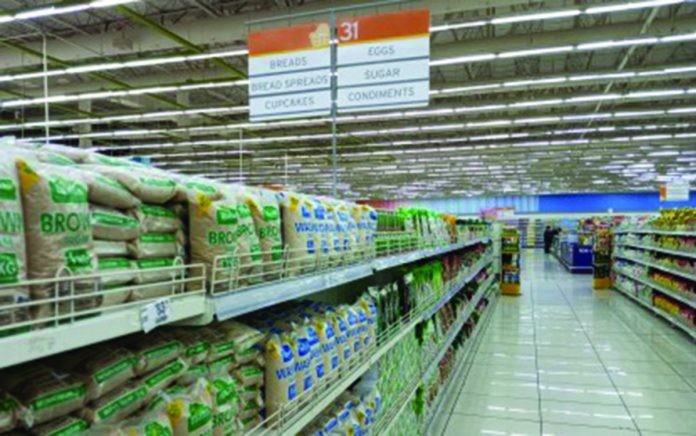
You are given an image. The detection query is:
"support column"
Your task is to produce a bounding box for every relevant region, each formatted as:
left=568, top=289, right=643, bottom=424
left=77, top=100, right=92, bottom=148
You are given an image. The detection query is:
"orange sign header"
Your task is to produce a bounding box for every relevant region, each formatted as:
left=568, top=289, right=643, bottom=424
left=338, top=9, right=430, bottom=44
left=249, top=22, right=330, bottom=56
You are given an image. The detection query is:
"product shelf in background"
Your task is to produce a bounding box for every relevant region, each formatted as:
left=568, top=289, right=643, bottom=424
left=615, top=242, right=696, bottom=261
left=613, top=253, right=696, bottom=283
left=613, top=268, right=696, bottom=310
left=613, top=284, right=696, bottom=341
left=377, top=281, right=498, bottom=435
left=614, top=228, right=696, bottom=237
left=250, top=251, right=494, bottom=435
left=210, top=237, right=491, bottom=323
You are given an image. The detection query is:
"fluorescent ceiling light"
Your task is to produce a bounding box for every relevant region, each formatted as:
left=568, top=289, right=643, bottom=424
left=585, top=0, right=682, bottom=14
left=0, top=0, right=137, bottom=24
left=491, top=10, right=581, bottom=24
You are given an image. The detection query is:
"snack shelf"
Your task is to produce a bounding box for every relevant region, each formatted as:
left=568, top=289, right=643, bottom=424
left=613, top=284, right=696, bottom=341
left=613, top=253, right=696, bottom=283
left=615, top=242, right=696, bottom=261
left=421, top=256, right=493, bottom=320
left=614, top=229, right=696, bottom=237
left=422, top=282, right=497, bottom=434
left=378, top=280, right=498, bottom=435
left=210, top=237, right=491, bottom=322
left=613, top=268, right=696, bottom=309
left=256, top=251, right=494, bottom=435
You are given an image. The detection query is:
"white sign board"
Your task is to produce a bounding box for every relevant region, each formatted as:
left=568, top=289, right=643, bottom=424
left=248, top=23, right=332, bottom=122
left=336, top=10, right=430, bottom=113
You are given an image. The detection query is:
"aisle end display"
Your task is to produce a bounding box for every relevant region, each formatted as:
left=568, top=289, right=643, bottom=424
left=500, top=227, right=521, bottom=296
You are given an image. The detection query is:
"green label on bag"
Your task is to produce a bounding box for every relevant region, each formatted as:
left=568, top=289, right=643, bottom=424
left=143, top=342, right=179, bottom=361
left=0, top=210, right=22, bottom=235
left=140, top=205, right=177, bottom=218
left=140, top=233, right=176, bottom=243
left=96, top=386, right=147, bottom=420
left=98, top=257, right=133, bottom=270
left=186, top=181, right=217, bottom=194
left=97, top=175, right=129, bottom=192
left=144, top=422, right=173, bottom=436
left=240, top=366, right=263, bottom=378
left=213, top=341, right=235, bottom=355
left=40, top=212, right=90, bottom=234
left=188, top=403, right=213, bottom=432
left=31, top=385, right=85, bottom=411
left=216, top=206, right=238, bottom=226
left=93, top=211, right=138, bottom=229
left=47, top=419, right=88, bottom=436
left=65, top=248, right=92, bottom=273
left=94, top=155, right=130, bottom=167
left=262, top=206, right=279, bottom=221
left=187, top=365, right=207, bottom=378
left=213, top=379, right=238, bottom=406
left=138, top=258, right=175, bottom=269
left=237, top=204, right=251, bottom=218
left=208, top=356, right=234, bottom=373
left=48, top=177, right=88, bottom=204
left=144, top=360, right=186, bottom=388
left=140, top=177, right=176, bottom=188
left=0, top=178, right=18, bottom=201
left=94, top=357, right=136, bottom=384
left=0, top=253, right=19, bottom=284
left=186, top=341, right=211, bottom=357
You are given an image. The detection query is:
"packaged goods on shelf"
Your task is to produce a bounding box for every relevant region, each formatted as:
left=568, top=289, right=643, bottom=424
left=91, top=207, right=140, bottom=241
left=94, top=240, right=129, bottom=258
left=87, top=163, right=179, bottom=206
left=244, top=187, right=283, bottom=280
left=32, top=415, right=89, bottom=435
left=80, top=168, right=141, bottom=210
left=0, top=154, right=28, bottom=330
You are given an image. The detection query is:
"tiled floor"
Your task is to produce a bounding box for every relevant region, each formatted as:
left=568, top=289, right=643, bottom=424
left=439, top=249, right=696, bottom=436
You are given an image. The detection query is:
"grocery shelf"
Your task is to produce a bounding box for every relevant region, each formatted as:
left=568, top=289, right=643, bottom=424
left=256, top=250, right=493, bottom=435
left=552, top=248, right=593, bottom=273
left=0, top=292, right=206, bottom=369
left=422, top=283, right=497, bottom=434
left=212, top=237, right=491, bottom=322
left=421, top=257, right=493, bottom=320
left=614, top=253, right=696, bottom=283
left=613, top=285, right=696, bottom=341
left=378, top=280, right=498, bottom=435
left=613, top=268, right=696, bottom=309
left=615, top=242, right=696, bottom=261
left=614, top=228, right=696, bottom=237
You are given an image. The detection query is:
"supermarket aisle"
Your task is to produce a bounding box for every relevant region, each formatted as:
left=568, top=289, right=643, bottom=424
left=440, top=249, right=696, bottom=436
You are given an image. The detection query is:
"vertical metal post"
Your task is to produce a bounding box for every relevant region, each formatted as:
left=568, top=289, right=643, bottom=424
left=284, top=152, right=289, bottom=187
left=238, top=130, right=243, bottom=182
left=330, top=10, right=338, bottom=198
left=42, top=35, right=50, bottom=145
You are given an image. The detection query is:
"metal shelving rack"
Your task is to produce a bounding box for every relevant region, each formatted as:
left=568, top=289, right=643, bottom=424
left=612, top=228, right=696, bottom=340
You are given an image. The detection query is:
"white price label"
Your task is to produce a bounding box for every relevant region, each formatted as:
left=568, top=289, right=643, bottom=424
left=141, top=298, right=172, bottom=333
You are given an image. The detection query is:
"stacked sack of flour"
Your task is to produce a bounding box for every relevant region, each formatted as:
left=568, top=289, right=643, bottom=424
left=243, top=294, right=377, bottom=421
left=0, top=319, right=268, bottom=435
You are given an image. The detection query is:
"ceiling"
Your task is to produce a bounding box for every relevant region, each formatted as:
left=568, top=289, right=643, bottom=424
left=1, top=0, right=695, bottom=200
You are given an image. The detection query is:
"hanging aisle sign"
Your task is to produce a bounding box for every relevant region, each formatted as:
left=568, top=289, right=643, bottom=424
left=248, top=22, right=332, bottom=121
left=336, top=9, right=430, bottom=113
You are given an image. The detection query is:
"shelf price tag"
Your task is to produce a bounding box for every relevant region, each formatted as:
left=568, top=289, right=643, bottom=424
left=141, top=298, right=172, bottom=333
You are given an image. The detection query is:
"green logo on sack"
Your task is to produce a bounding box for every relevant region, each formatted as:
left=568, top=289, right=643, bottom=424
left=138, top=258, right=175, bottom=269
left=237, top=204, right=251, bottom=218
left=144, top=360, right=185, bottom=388
left=186, top=341, right=211, bottom=357
left=40, top=212, right=90, bottom=234
left=94, top=357, right=136, bottom=384
left=48, top=177, right=88, bottom=204
left=262, top=206, right=279, bottom=221
left=96, top=386, right=147, bottom=420
left=216, top=207, right=238, bottom=225
left=31, top=385, right=86, bottom=411
left=0, top=253, right=19, bottom=285
left=140, top=233, right=176, bottom=243
left=140, top=205, right=177, bottom=218
left=65, top=248, right=92, bottom=272
left=140, top=177, right=176, bottom=188
left=48, top=419, right=88, bottom=436
left=144, top=422, right=173, bottom=436
left=93, top=211, right=138, bottom=229
left=0, top=178, right=18, bottom=201
left=188, top=403, right=213, bottom=432
left=0, top=210, right=23, bottom=235
left=186, top=181, right=216, bottom=194
left=98, top=257, right=133, bottom=270
left=213, top=379, right=238, bottom=406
